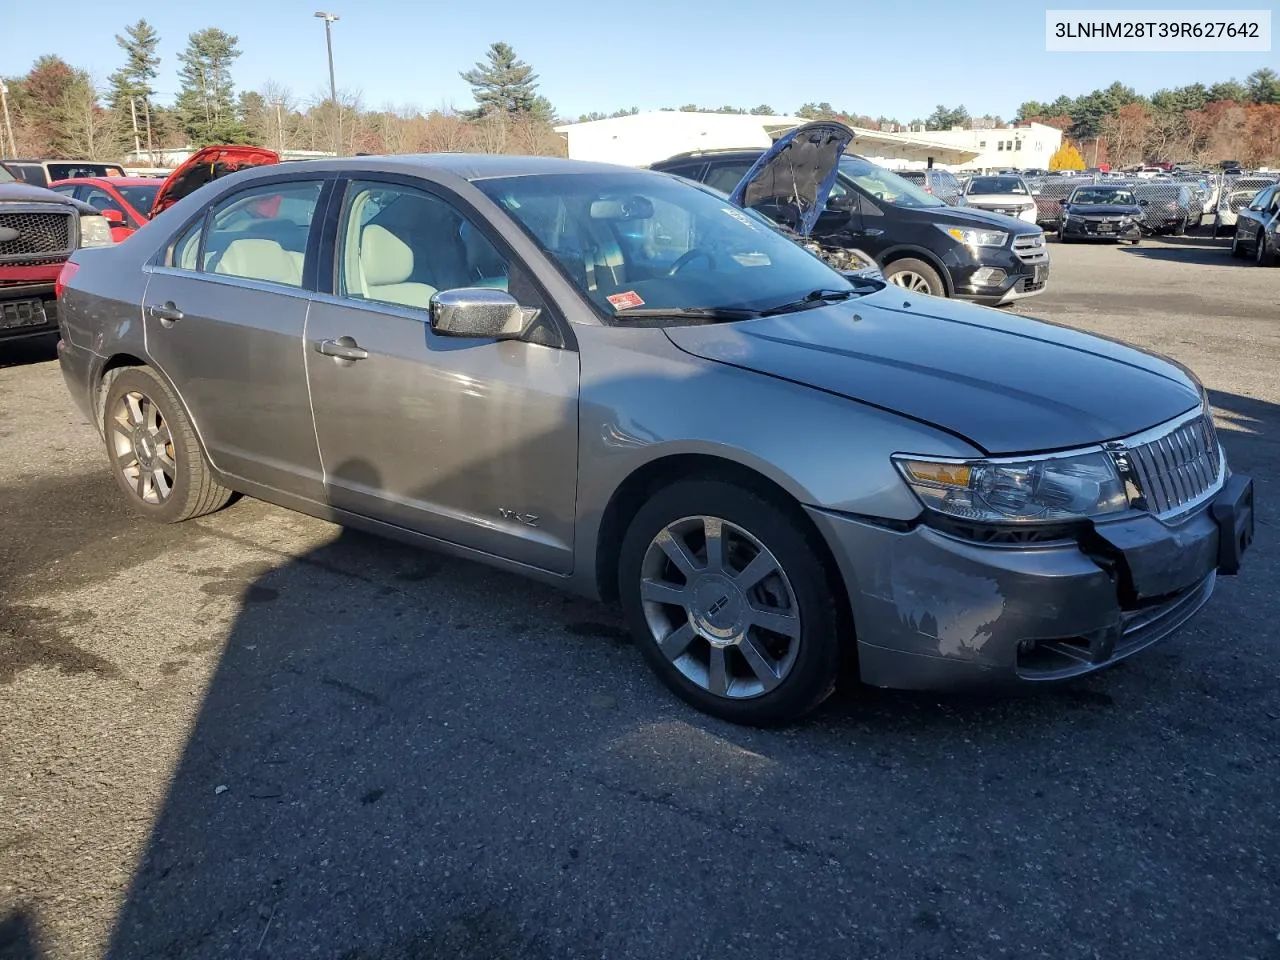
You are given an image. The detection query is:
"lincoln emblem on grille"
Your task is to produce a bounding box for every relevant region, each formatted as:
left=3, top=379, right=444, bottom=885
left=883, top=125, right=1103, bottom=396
left=0, top=227, right=18, bottom=243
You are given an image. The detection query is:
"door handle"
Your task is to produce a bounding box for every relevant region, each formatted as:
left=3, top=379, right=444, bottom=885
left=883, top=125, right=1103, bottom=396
left=315, top=337, right=369, bottom=361
left=147, top=302, right=184, bottom=325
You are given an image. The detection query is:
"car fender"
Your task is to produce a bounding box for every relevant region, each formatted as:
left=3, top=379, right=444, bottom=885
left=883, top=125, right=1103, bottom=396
left=568, top=328, right=981, bottom=598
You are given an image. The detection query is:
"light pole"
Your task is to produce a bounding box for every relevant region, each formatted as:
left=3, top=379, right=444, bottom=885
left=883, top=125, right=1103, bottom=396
left=0, top=82, right=16, bottom=157
left=314, top=11, right=340, bottom=156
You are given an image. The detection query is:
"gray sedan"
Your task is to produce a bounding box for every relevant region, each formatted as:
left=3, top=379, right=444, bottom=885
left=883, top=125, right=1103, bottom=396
left=55, top=155, right=1255, bottom=725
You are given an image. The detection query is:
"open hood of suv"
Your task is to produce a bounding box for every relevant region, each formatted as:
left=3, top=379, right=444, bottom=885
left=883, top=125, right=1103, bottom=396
left=151, top=145, right=280, bottom=217
left=728, top=121, right=853, bottom=238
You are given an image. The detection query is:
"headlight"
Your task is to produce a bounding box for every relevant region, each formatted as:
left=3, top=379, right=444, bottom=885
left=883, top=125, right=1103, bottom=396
left=78, top=215, right=114, bottom=248
left=893, top=451, right=1129, bottom=524
left=1065, top=215, right=1084, bottom=225
left=936, top=225, right=1008, bottom=248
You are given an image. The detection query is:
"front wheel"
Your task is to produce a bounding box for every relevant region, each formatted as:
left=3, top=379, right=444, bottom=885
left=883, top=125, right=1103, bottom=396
left=102, top=366, right=233, bottom=522
left=1230, top=231, right=1244, bottom=258
left=618, top=480, right=844, bottom=726
left=882, top=258, right=945, bottom=297
left=1259, top=234, right=1277, bottom=267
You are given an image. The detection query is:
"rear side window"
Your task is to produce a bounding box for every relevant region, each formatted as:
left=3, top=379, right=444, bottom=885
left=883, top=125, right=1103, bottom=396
left=168, top=181, right=323, bottom=288
left=46, top=163, right=125, bottom=181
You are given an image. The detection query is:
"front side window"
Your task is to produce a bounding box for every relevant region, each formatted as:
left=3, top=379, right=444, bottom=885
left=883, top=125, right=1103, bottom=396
left=475, top=171, right=860, bottom=323
left=837, top=158, right=945, bottom=209
left=703, top=161, right=754, bottom=195
left=116, top=184, right=161, bottom=213
left=198, top=181, right=323, bottom=287
left=81, top=187, right=121, bottom=212
left=338, top=181, right=510, bottom=310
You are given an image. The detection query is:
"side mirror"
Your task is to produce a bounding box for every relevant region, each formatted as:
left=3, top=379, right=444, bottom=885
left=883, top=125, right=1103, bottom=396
left=429, top=287, right=538, bottom=341
left=1139, top=199, right=1150, bottom=206
left=101, top=208, right=127, bottom=226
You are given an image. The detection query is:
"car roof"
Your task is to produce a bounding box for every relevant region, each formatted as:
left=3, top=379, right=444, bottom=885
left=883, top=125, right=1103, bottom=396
left=234, top=153, right=638, bottom=182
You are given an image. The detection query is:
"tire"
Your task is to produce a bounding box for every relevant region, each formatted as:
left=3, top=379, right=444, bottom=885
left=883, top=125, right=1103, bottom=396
left=1175, top=217, right=1187, bottom=236
left=882, top=258, right=945, bottom=297
left=618, top=480, right=844, bottom=726
left=1057, top=225, right=1070, bottom=244
left=101, top=366, right=233, bottom=523
left=1259, top=234, right=1276, bottom=267
left=1230, top=231, right=1245, bottom=258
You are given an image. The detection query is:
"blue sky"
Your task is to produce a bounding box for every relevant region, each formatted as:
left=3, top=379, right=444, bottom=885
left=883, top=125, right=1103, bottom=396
left=2, top=0, right=1275, bottom=119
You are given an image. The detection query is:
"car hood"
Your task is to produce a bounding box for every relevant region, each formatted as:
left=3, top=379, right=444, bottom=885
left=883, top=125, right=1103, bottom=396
left=0, top=181, right=78, bottom=205
left=964, top=193, right=1035, bottom=205
left=728, top=121, right=854, bottom=237
left=151, top=145, right=280, bottom=216
left=663, top=289, right=1200, bottom=455
left=1065, top=203, right=1143, bottom=216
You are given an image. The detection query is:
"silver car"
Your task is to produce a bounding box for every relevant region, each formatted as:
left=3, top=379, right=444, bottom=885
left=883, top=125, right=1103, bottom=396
left=55, top=155, right=1255, bottom=725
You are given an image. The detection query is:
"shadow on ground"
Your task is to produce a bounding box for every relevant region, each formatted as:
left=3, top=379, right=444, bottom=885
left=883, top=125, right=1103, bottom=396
left=0, top=335, right=58, bottom=370
left=9, top=387, right=1279, bottom=958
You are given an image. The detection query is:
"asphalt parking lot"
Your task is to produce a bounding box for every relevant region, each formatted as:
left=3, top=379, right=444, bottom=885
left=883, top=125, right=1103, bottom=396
left=2, top=233, right=1278, bottom=960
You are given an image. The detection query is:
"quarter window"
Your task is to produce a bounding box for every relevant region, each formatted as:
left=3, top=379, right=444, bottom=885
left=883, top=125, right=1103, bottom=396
left=183, top=181, right=323, bottom=287
left=338, top=181, right=509, bottom=310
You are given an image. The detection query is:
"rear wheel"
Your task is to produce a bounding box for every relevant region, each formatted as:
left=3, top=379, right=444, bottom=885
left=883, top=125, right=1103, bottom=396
left=618, top=480, right=844, bottom=726
left=882, top=258, right=945, bottom=297
left=102, top=367, right=232, bottom=523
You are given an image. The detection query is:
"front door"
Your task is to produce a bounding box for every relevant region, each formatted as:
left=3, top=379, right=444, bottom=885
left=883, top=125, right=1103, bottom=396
left=142, top=178, right=328, bottom=497
left=304, top=178, right=580, bottom=574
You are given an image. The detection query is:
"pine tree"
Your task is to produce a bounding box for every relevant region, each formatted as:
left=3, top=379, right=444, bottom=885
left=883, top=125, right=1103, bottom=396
left=459, top=42, right=550, bottom=121
left=174, top=28, right=251, bottom=145
left=107, top=19, right=160, bottom=151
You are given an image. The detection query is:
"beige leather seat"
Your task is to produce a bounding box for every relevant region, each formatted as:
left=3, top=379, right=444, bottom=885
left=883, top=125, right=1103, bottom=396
left=215, top=238, right=304, bottom=287
left=359, top=224, right=437, bottom=308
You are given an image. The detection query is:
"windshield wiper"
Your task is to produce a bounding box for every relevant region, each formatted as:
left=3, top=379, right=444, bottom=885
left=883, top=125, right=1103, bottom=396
left=610, top=306, right=762, bottom=321
left=759, top=288, right=858, bottom=317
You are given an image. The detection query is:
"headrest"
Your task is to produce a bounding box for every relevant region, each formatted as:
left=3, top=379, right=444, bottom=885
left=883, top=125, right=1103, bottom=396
left=361, top=224, right=414, bottom=286
left=215, top=238, right=301, bottom=285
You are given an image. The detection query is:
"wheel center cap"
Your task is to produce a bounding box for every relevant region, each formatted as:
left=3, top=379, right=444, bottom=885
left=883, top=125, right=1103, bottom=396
left=691, top=575, right=745, bottom=646
left=135, top=432, right=155, bottom=467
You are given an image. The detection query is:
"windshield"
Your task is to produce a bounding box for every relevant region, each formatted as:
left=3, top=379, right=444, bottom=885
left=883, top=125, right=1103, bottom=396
left=475, top=171, right=858, bottom=323
left=837, top=157, right=945, bottom=208
left=0, top=163, right=14, bottom=184
left=1071, top=187, right=1136, bottom=205
left=115, top=183, right=160, bottom=211
left=968, top=176, right=1028, bottom=195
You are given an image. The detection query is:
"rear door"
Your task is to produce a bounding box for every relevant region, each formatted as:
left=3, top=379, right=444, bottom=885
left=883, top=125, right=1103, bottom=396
left=142, top=176, right=331, bottom=498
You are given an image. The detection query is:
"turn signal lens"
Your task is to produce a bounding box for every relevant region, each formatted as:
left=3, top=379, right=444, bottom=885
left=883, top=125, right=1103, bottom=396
left=902, top=460, right=972, bottom=487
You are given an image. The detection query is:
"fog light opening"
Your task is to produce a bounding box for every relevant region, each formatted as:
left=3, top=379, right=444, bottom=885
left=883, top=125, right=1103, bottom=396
left=971, top=267, right=1007, bottom=287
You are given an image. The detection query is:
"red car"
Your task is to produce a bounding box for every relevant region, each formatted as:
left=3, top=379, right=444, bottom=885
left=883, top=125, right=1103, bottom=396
left=50, top=145, right=281, bottom=242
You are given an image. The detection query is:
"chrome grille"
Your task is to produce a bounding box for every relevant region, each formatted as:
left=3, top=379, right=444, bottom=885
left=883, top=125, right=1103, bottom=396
left=1012, top=232, right=1048, bottom=264
left=1114, top=413, right=1222, bottom=516
left=0, top=209, right=76, bottom=263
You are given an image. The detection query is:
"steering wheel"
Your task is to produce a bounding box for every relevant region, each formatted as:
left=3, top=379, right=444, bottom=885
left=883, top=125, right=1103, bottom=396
left=667, top=248, right=716, bottom=276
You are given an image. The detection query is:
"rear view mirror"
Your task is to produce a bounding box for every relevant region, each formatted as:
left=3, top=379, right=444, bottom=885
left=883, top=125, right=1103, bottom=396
left=429, top=288, right=539, bottom=341
left=589, top=196, right=655, bottom=221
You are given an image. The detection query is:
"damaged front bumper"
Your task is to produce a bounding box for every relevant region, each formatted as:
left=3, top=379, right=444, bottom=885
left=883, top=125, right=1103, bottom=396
left=806, top=473, right=1255, bottom=690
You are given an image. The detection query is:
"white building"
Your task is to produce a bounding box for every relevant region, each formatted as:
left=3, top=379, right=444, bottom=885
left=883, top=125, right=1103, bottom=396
left=885, top=122, right=1064, bottom=172
left=554, top=112, right=978, bottom=169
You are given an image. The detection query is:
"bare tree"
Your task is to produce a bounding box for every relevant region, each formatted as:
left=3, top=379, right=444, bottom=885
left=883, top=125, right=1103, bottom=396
left=57, top=74, right=123, bottom=159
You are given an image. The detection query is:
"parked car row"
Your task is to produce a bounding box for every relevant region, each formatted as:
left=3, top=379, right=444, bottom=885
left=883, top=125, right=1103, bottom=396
left=1, top=147, right=281, bottom=343
left=53, top=131, right=1254, bottom=724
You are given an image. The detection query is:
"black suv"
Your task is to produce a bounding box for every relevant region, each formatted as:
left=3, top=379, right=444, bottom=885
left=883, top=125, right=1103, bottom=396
left=652, top=146, right=1049, bottom=305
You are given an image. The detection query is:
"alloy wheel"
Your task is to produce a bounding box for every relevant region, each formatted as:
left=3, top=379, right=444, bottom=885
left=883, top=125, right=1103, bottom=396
left=639, top=515, right=801, bottom=700
left=110, top=390, right=177, bottom=504
left=887, top=270, right=933, bottom=294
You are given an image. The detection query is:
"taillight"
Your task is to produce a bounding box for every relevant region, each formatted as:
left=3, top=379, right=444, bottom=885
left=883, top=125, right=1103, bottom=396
left=55, top=261, right=79, bottom=300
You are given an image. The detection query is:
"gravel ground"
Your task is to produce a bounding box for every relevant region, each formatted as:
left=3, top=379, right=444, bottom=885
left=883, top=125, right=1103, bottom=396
left=1, top=233, right=1277, bottom=960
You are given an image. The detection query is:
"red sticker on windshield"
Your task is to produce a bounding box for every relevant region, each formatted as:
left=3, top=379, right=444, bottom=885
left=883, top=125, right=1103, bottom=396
left=607, top=291, right=645, bottom=310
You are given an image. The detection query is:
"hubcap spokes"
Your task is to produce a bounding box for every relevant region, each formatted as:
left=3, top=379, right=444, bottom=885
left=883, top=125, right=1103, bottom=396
left=111, top=391, right=176, bottom=504
left=889, top=271, right=930, bottom=293
left=640, top=516, right=801, bottom=700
